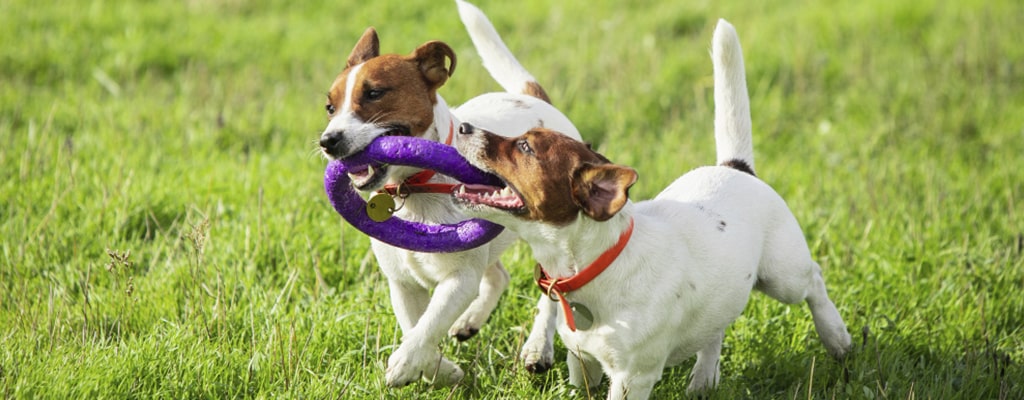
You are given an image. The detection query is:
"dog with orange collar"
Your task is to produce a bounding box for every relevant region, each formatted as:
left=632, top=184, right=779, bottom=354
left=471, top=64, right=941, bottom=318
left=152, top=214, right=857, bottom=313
left=317, top=1, right=581, bottom=387
left=451, top=20, right=852, bottom=398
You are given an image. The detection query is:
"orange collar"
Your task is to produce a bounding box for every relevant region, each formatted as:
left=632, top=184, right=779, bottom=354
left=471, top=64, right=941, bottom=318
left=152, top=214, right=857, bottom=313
left=535, top=218, right=635, bottom=331
left=380, top=119, right=456, bottom=196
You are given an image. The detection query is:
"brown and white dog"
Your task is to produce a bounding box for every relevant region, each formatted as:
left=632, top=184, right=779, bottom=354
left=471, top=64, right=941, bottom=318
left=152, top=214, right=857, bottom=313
left=318, top=1, right=581, bottom=387
left=451, top=20, right=852, bottom=398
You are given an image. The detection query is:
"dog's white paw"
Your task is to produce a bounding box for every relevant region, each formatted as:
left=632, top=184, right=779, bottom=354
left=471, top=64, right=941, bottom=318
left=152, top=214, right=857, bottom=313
left=686, top=367, right=720, bottom=394
left=824, top=329, right=854, bottom=360
left=426, top=357, right=465, bottom=387
left=385, top=345, right=464, bottom=387
left=448, top=321, right=481, bottom=342
left=449, top=309, right=485, bottom=341
left=520, top=340, right=554, bottom=373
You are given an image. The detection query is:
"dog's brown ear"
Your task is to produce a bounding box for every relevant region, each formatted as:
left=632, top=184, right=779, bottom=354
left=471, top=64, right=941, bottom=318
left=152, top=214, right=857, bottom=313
left=410, top=41, right=457, bottom=90
left=347, top=27, right=380, bottom=68
left=570, top=163, right=638, bottom=221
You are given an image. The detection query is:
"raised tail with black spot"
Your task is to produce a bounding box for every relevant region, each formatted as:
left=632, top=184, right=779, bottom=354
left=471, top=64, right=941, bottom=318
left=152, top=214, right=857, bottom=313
left=712, top=19, right=756, bottom=176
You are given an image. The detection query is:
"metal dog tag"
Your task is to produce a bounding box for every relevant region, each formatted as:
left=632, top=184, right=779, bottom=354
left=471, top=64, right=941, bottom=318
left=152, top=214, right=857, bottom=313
left=366, top=193, right=396, bottom=222
left=570, top=302, right=594, bottom=331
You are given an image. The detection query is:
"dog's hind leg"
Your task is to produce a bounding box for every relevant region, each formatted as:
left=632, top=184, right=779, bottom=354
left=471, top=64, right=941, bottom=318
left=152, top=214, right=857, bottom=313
left=687, top=330, right=723, bottom=394
left=758, top=265, right=852, bottom=359
left=756, top=224, right=852, bottom=359
left=449, top=261, right=510, bottom=340
left=804, top=265, right=853, bottom=359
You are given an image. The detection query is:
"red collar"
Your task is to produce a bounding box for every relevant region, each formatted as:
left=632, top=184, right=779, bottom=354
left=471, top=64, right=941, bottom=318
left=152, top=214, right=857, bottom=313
left=380, top=119, right=456, bottom=196
left=535, top=218, right=635, bottom=331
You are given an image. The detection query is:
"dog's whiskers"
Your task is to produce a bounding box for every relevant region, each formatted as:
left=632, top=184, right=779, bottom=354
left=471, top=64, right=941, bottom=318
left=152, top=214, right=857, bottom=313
left=308, top=136, right=329, bottom=161
left=366, top=110, right=395, bottom=126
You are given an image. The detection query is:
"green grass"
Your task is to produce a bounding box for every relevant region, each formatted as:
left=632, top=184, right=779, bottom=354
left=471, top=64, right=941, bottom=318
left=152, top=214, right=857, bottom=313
left=2, top=0, right=1022, bottom=398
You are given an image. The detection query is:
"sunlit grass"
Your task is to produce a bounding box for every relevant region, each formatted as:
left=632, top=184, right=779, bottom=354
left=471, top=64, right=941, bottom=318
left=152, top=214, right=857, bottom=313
left=1, top=0, right=1021, bottom=398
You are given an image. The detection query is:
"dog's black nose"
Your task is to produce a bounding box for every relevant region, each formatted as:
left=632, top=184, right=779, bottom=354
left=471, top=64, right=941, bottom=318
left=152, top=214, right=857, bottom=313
left=320, top=131, right=342, bottom=149
left=458, top=122, right=475, bottom=135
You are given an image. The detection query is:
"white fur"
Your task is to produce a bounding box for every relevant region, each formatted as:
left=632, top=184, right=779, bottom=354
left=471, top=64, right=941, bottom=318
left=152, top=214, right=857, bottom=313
left=712, top=24, right=755, bottom=170
left=470, top=20, right=852, bottom=398
left=320, top=3, right=580, bottom=387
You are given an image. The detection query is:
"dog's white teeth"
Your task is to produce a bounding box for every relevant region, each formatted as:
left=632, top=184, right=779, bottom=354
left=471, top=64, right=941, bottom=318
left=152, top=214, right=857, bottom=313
left=500, top=187, right=512, bottom=196
left=458, top=185, right=466, bottom=194
left=366, top=165, right=375, bottom=176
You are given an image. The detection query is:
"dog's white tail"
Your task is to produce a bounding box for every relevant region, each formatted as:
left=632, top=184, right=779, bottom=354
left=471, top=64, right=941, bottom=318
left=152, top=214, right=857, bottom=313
left=455, top=0, right=552, bottom=103
left=712, top=19, right=755, bottom=175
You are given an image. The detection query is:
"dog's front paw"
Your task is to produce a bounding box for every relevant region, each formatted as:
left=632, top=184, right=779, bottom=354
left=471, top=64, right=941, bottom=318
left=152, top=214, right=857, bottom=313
left=448, top=311, right=482, bottom=341
left=385, top=345, right=464, bottom=387
left=524, top=357, right=553, bottom=374
left=520, top=341, right=554, bottom=374
left=449, top=324, right=480, bottom=342
left=448, top=303, right=488, bottom=342
left=426, top=357, right=465, bottom=387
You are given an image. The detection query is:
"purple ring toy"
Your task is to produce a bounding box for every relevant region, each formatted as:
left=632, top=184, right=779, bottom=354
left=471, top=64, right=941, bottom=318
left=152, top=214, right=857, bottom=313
left=324, top=136, right=505, bottom=253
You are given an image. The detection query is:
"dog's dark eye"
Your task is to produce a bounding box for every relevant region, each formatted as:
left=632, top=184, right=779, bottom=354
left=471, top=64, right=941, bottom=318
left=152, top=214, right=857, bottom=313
left=365, top=89, right=386, bottom=100
left=516, top=138, right=533, bottom=155
left=325, top=103, right=336, bottom=115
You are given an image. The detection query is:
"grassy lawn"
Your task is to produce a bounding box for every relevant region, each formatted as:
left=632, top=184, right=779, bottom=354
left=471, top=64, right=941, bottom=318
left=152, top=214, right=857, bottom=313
left=2, top=0, right=1022, bottom=398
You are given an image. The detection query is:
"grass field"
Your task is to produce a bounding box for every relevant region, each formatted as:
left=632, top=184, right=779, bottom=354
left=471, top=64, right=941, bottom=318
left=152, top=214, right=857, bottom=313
left=2, top=0, right=1022, bottom=398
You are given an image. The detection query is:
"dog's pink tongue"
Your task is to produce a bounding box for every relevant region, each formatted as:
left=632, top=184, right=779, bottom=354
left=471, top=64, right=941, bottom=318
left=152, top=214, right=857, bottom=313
left=346, top=164, right=377, bottom=187
left=347, top=165, right=369, bottom=175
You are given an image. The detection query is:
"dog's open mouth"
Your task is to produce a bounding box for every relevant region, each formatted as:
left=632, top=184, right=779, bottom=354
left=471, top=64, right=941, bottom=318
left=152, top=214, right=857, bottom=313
left=343, top=128, right=412, bottom=190
left=347, top=163, right=388, bottom=190
left=453, top=182, right=526, bottom=212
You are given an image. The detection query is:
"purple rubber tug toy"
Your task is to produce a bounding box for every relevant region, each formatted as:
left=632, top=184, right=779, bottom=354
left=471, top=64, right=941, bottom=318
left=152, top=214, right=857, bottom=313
left=324, top=135, right=505, bottom=253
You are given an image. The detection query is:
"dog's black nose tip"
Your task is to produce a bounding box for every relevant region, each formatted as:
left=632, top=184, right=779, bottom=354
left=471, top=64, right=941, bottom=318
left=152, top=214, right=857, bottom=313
left=319, top=131, right=341, bottom=149
left=458, top=122, right=475, bottom=135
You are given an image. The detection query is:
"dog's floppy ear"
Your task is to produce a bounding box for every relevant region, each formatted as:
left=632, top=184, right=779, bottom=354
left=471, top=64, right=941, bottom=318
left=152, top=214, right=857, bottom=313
left=570, top=163, right=638, bottom=221
left=410, top=41, right=457, bottom=90
left=347, top=27, right=380, bottom=68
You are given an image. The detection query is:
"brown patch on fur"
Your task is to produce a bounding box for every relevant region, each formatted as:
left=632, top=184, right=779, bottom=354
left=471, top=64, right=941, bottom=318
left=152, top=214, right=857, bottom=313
left=325, top=31, right=458, bottom=139
left=474, top=128, right=636, bottom=224
left=347, top=27, right=380, bottom=68
left=720, top=158, right=756, bottom=176
left=523, top=81, right=551, bottom=104
left=571, top=163, right=637, bottom=221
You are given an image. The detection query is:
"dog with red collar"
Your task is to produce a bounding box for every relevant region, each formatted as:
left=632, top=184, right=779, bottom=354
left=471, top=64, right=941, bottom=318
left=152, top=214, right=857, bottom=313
left=317, top=1, right=581, bottom=387
left=451, top=20, right=852, bottom=398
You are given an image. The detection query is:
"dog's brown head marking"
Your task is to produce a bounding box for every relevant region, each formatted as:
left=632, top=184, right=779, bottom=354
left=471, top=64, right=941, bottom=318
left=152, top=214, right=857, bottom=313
left=320, top=28, right=458, bottom=160
left=319, top=27, right=460, bottom=190
left=327, top=28, right=456, bottom=131
left=455, top=125, right=637, bottom=225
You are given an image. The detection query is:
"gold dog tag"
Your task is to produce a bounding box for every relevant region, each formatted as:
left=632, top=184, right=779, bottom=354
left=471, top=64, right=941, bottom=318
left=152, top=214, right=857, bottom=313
left=569, top=302, right=594, bottom=331
left=366, top=193, right=396, bottom=222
